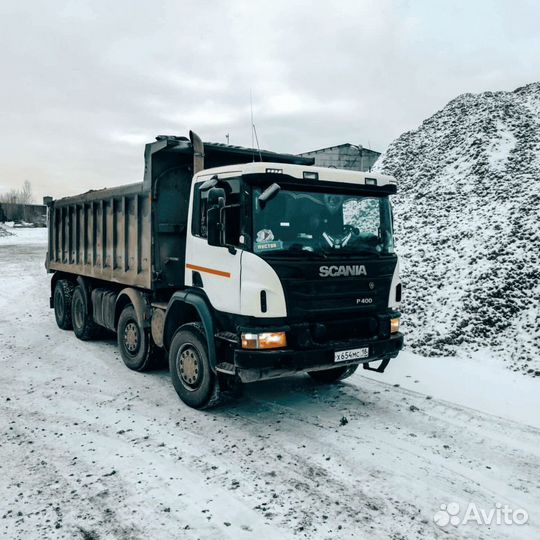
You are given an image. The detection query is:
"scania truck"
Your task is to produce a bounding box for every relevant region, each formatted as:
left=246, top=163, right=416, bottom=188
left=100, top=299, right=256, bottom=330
left=45, top=131, right=403, bottom=408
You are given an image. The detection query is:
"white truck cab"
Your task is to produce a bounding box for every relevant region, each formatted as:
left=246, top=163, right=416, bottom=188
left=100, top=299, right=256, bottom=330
left=186, top=162, right=400, bottom=319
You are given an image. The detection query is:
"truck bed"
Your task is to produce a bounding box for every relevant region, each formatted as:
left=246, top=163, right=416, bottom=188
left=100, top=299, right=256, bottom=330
left=46, top=182, right=153, bottom=289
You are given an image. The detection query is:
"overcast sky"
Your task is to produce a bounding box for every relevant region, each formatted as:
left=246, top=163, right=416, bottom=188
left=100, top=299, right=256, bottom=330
left=0, top=0, right=538, bottom=200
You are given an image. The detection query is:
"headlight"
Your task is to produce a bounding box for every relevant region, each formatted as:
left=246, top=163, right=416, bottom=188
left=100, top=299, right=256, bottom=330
left=390, top=317, right=400, bottom=334
left=241, top=331, right=287, bottom=349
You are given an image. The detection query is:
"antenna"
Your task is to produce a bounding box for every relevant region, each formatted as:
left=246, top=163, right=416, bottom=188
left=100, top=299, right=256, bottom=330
left=253, top=125, right=262, bottom=161
left=226, top=133, right=230, bottom=145
left=250, top=90, right=254, bottom=154
left=250, top=89, right=262, bottom=161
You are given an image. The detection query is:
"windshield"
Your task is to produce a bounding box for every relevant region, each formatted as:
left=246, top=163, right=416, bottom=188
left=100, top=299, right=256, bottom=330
left=252, top=187, right=394, bottom=257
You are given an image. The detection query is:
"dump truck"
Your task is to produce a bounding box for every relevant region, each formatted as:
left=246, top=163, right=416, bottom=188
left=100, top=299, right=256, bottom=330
left=45, top=131, right=403, bottom=408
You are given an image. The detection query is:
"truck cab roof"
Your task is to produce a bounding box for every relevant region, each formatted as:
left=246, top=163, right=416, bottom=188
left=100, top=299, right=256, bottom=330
left=194, top=161, right=397, bottom=188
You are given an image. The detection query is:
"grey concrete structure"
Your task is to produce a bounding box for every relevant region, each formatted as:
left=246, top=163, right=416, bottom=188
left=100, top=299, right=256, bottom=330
left=298, top=144, right=380, bottom=172
left=0, top=203, right=47, bottom=225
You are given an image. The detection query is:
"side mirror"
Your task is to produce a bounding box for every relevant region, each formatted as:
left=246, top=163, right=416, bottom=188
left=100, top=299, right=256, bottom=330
left=207, top=187, right=226, bottom=247
left=258, top=183, right=281, bottom=208
left=199, top=176, right=218, bottom=192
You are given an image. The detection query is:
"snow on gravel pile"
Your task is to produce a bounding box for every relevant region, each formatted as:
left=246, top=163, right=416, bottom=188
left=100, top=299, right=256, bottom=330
left=374, top=82, right=540, bottom=374
left=0, top=225, right=13, bottom=237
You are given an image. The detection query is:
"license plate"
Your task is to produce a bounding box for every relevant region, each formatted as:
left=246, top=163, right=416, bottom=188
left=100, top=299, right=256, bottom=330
left=334, top=347, right=369, bottom=362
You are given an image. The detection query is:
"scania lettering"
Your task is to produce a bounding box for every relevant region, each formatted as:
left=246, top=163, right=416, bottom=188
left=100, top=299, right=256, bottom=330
left=45, top=131, right=404, bottom=409
left=319, top=265, right=367, bottom=277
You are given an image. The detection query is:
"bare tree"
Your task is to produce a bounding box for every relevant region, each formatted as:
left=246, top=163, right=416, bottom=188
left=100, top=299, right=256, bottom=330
left=0, top=189, right=20, bottom=204
left=20, top=180, right=33, bottom=204
left=0, top=181, right=33, bottom=204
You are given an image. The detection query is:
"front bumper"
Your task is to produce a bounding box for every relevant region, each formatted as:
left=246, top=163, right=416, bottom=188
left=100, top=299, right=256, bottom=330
left=224, top=333, right=403, bottom=383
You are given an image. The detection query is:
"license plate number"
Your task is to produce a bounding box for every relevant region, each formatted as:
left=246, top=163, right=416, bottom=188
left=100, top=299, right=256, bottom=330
left=334, top=347, right=369, bottom=362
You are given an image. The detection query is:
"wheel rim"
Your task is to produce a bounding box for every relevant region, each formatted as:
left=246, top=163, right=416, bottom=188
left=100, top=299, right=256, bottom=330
left=55, top=289, right=64, bottom=319
left=124, top=321, right=140, bottom=355
left=176, top=344, right=202, bottom=391
left=73, top=294, right=84, bottom=329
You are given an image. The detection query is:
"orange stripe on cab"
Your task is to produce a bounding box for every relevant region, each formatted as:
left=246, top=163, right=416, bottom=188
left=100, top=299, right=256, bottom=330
left=186, top=263, right=231, bottom=278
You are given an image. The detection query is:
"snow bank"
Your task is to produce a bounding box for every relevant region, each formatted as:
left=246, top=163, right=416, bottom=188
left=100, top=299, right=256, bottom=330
left=0, top=225, right=13, bottom=238
left=361, top=350, right=540, bottom=429
left=0, top=223, right=48, bottom=245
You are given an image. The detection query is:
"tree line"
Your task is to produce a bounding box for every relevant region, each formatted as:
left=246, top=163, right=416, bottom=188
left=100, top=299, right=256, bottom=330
left=0, top=180, right=33, bottom=205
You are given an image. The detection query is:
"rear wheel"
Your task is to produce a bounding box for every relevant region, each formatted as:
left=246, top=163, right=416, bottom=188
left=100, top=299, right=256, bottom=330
left=71, top=286, right=99, bottom=341
left=117, top=305, right=155, bottom=371
left=54, top=279, right=74, bottom=330
left=308, top=364, right=358, bottom=383
left=169, top=323, right=221, bottom=409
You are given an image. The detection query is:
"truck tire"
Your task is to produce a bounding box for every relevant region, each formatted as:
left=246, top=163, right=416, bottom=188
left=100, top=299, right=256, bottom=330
left=169, top=323, right=221, bottom=409
left=71, top=286, right=99, bottom=341
left=117, top=305, right=155, bottom=372
left=54, top=279, right=74, bottom=330
left=308, top=364, right=358, bottom=384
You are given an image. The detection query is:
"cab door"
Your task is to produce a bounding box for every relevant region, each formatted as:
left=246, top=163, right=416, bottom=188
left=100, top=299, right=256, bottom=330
left=185, top=178, right=242, bottom=315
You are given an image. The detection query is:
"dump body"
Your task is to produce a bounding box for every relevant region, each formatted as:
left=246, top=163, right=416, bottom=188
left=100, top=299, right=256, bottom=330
left=45, top=136, right=312, bottom=291
left=46, top=182, right=153, bottom=289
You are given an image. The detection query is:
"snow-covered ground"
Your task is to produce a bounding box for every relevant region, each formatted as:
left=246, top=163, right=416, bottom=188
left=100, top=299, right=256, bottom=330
left=1, top=226, right=539, bottom=540
left=0, top=223, right=47, bottom=245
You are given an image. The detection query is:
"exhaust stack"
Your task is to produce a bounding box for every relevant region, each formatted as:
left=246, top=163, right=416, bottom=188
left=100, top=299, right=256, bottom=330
left=189, top=130, right=205, bottom=173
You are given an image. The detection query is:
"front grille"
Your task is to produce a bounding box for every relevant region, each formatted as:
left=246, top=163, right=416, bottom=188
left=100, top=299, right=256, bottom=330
left=281, top=276, right=391, bottom=319
left=263, top=254, right=398, bottom=321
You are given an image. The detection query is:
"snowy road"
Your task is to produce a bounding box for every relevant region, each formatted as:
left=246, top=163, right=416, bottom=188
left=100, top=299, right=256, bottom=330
left=1, top=228, right=539, bottom=540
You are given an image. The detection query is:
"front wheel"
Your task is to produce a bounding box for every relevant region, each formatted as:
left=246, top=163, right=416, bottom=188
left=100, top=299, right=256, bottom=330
left=308, top=364, right=358, bottom=383
left=169, top=323, right=220, bottom=409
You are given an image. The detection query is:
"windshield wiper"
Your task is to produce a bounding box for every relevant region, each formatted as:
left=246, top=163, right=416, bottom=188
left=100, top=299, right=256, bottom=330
left=321, top=247, right=381, bottom=257
left=280, top=250, right=328, bottom=260
left=259, top=247, right=328, bottom=259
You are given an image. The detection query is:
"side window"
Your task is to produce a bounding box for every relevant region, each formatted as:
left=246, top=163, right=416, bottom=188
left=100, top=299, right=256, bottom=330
left=191, top=182, right=208, bottom=238
left=191, top=179, right=241, bottom=246
left=223, top=179, right=241, bottom=247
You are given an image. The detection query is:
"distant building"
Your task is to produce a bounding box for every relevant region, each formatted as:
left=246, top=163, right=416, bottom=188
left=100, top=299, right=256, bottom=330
left=298, top=143, right=380, bottom=172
